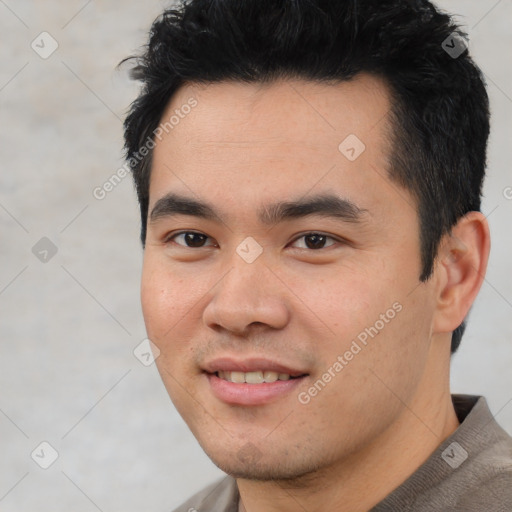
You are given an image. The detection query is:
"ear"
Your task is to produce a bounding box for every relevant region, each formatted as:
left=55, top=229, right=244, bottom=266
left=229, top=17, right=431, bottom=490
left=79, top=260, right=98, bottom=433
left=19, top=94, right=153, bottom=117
left=432, top=211, right=490, bottom=335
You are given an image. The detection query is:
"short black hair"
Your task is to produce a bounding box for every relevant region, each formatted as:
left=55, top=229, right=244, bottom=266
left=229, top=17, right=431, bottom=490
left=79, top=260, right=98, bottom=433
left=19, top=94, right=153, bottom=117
left=122, top=0, right=490, bottom=353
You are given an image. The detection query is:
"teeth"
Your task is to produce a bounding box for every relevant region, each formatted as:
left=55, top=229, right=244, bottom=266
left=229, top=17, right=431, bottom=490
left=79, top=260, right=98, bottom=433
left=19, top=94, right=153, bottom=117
left=217, top=371, right=292, bottom=383
left=263, top=371, right=278, bottom=383
left=230, top=371, right=245, bottom=383
left=245, top=371, right=264, bottom=384
left=218, top=371, right=229, bottom=381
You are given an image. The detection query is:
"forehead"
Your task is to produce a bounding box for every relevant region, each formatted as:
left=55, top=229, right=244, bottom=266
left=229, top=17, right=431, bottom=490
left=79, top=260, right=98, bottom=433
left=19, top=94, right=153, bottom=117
left=158, top=74, right=391, bottom=153
left=149, top=75, right=408, bottom=224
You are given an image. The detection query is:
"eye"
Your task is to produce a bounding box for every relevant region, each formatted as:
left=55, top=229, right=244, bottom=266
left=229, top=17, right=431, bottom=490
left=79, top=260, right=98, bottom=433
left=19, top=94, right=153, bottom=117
left=166, top=231, right=216, bottom=248
left=290, top=233, right=338, bottom=250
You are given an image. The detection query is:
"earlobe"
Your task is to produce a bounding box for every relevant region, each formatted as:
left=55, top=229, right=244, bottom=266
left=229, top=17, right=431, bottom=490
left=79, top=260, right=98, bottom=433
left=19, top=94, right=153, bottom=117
left=432, top=211, right=491, bottom=335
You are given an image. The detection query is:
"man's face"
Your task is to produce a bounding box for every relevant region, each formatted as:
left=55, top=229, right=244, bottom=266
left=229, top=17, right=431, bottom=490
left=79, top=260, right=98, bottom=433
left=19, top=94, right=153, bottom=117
left=142, top=76, right=439, bottom=479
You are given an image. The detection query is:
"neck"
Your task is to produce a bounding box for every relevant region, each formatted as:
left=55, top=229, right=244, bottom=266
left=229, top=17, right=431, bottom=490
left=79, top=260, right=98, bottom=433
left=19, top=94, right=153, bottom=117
left=237, top=347, right=459, bottom=512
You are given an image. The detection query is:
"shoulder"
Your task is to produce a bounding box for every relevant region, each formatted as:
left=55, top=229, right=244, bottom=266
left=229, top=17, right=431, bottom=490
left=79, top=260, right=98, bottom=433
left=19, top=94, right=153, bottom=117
left=452, top=469, right=512, bottom=511
left=171, top=476, right=239, bottom=512
left=453, top=430, right=512, bottom=510
left=429, top=396, right=512, bottom=511
left=438, top=396, right=512, bottom=510
left=372, top=396, right=512, bottom=512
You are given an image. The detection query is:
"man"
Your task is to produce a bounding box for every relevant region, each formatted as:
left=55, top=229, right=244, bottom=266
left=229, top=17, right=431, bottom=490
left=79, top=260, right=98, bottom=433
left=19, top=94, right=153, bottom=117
left=122, top=0, right=512, bottom=510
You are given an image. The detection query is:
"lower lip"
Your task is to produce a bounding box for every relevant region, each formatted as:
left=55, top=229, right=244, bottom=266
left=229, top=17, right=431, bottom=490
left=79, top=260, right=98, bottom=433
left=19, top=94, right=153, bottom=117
left=206, top=373, right=306, bottom=406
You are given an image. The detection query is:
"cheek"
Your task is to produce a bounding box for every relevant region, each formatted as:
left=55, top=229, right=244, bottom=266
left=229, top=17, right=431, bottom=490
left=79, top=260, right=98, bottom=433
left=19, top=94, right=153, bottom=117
left=140, top=255, right=192, bottom=342
left=140, top=267, right=169, bottom=337
left=140, top=253, right=218, bottom=370
left=140, top=257, right=201, bottom=402
left=290, top=259, right=427, bottom=364
left=287, top=265, right=388, bottom=340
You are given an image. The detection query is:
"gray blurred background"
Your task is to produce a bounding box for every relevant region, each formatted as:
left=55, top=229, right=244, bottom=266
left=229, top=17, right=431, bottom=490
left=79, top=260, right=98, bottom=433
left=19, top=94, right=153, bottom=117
left=0, top=1, right=511, bottom=510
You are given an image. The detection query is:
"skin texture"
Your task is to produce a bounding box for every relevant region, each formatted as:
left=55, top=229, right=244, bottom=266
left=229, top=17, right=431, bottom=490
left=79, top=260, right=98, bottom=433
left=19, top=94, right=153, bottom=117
left=141, top=75, right=490, bottom=512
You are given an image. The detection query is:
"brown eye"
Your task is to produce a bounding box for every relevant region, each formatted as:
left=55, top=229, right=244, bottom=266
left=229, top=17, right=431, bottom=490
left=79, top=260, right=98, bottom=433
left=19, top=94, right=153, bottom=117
left=291, top=233, right=337, bottom=250
left=168, top=232, right=213, bottom=248
left=304, top=234, right=327, bottom=249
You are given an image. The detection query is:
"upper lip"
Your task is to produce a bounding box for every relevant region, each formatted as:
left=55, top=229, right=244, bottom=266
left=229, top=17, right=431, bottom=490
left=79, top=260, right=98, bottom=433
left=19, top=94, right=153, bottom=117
left=202, top=357, right=308, bottom=377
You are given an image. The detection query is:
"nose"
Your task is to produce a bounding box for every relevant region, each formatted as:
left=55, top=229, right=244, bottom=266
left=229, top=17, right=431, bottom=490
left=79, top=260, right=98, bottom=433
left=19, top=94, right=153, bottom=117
left=202, top=255, right=290, bottom=336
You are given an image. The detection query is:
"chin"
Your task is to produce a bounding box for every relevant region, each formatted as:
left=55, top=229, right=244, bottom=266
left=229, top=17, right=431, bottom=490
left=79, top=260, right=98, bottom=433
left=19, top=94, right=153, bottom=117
left=213, top=460, right=320, bottom=482
left=201, top=442, right=324, bottom=483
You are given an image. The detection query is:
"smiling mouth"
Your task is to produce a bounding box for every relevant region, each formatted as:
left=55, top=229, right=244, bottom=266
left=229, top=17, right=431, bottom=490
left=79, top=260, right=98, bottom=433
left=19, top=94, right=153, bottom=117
left=205, top=366, right=308, bottom=405
left=215, top=370, right=306, bottom=384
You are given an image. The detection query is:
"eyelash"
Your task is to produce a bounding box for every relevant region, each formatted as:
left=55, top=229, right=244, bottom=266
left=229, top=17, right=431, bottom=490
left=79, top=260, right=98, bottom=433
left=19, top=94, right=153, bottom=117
left=164, top=231, right=341, bottom=250
left=164, top=231, right=216, bottom=248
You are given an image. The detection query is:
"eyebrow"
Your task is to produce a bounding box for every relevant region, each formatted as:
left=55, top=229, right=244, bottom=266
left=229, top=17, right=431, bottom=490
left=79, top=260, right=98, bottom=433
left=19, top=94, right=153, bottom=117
left=149, top=192, right=369, bottom=226
left=260, top=194, right=368, bottom=225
